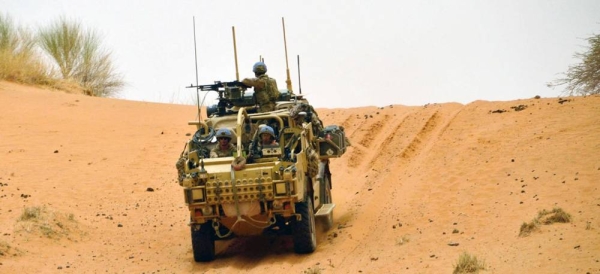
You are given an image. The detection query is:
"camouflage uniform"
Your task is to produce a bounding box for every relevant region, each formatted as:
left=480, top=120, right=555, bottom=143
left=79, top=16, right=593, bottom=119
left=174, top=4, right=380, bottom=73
left=242, top=74, right=280, bottom=112
left=289, top=103, right=324, bottom=134
left=210, top=143, right=237, bottom=158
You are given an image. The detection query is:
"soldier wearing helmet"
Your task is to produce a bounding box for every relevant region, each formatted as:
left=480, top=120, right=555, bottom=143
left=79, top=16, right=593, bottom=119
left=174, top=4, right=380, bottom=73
left=210, top=128, right=237, bottom=158
left=247, top=125, right=279, bottom=161
left=258, top=125, right=279, bottom=146
left=242, top=62, right=280, bottom=112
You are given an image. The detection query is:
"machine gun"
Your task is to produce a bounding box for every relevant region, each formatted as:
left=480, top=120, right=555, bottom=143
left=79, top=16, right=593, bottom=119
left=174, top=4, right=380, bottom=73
left=188, top=80, right=256, bottom=116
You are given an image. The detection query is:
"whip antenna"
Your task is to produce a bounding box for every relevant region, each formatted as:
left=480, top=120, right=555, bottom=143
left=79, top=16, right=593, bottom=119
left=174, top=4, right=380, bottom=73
left=297, top=55, right=302, bottom=95
left=232, top=26, right=240, bottom=81
left=282, top=17, right=293, bottom=93
left=192, top=17, right=202, bottom=120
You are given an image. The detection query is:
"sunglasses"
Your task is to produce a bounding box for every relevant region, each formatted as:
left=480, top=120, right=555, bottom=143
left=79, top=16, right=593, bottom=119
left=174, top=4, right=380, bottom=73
left=217, top=137, right=230, bottom=141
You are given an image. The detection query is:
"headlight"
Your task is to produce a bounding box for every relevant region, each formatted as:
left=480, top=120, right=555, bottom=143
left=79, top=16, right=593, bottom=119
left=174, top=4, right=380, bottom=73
left=186, top=187, right=206, bottom=204
left=275, top=182, right=289, bottom=196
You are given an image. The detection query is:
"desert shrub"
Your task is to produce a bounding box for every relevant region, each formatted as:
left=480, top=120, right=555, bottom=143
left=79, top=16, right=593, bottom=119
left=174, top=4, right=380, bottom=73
left=519, top=207, right=571, bottom=237
left=0, top=241, right=10, bottom=256
left=0, top=13, right=51, bottom=84
left=19, top=206, right=44, bottom=221
left=303, top=266, right=322, bottom=274
left=548, top=33, right=600, bottom=95
left=519, top=219, right=540, bottom=237
left=396, top=234, right=410, bottom=245
left=16, top=205, right=78, bottom=239
left=453, top=252, right=485, bottom=274
left=37, top=16, right=123, bottom=97
left=537, top=208, right=571, bottom=224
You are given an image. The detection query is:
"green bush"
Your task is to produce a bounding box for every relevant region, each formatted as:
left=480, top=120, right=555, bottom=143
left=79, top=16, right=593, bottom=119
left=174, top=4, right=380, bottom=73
left=0, top=13, right=51, bottom=84
left=1, top=13, right=123, bottom=97
left=38, top=16, right=124, bottom=97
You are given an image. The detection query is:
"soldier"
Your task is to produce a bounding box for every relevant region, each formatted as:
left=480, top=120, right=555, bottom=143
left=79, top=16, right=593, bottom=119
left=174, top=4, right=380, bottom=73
left=210, top=128, right=237, bottom=158
left=242, top=62, right=280, bottom=112
left=247, top=125, right=278, bottom=161
left=258, top=125, right=279, bottom=146
left=289, top=103, right=324, bottom=134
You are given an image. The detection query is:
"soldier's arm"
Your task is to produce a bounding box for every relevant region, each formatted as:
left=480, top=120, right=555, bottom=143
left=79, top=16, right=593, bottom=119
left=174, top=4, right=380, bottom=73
left=210, top=149, right=218, bottom=158
left=242, top=78, right=265, bottom=89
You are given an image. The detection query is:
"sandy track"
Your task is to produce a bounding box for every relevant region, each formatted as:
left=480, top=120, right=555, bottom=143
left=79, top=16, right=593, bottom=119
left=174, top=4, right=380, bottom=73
left=1, top=81, right=599, bottom=273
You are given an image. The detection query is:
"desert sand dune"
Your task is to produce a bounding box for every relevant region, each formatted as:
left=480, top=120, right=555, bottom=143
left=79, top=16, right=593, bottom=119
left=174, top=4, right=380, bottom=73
left=1, top=81, right=599, bottom=273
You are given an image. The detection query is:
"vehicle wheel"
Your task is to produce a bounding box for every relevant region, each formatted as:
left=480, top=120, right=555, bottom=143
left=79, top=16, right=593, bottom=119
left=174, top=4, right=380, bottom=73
left=292, top=197, right=317, bottom=254
left=191, top=222, right=215, bottom=262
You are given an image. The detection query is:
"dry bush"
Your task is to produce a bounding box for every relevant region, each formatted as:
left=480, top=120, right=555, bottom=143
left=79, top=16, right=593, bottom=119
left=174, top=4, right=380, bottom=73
left=16, top=205, right=79, bottom=239
left=519, top=207, right=571, bottom=237
left=453, top=252, right=485, bottom=274
left=303, top=266, right=322, bottom=274
left=0, top=241, right=10, bottom=256
left=396, top=234, right=410, bottom=245
left=537, top=208, right=571, bottom=224
left=38, top=16, right=124, bottom=97
left=0, top=13, right=52, bottom=85
left=2, top=13, right=125, bottom=97
left=548, top=33, right=600, bottom=96
left=519, top=219, right=540, bottom=237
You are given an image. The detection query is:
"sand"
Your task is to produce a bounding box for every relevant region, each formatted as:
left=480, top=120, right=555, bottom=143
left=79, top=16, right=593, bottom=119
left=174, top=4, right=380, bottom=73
left=1, top=80, right=599, bottom=273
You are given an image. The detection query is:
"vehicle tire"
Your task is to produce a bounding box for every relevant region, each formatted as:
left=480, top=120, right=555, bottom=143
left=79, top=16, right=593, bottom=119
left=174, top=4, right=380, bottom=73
left=191, top=222, right=215, bottom=262
left=292, top=197, right=317, bottom=254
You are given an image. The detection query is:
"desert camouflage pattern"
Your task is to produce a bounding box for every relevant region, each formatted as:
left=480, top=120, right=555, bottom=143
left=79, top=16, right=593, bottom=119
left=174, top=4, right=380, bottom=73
left=209, top=143, right=237, bottom=158
left=289, top=103, right=324, bottom=133
left=242, top=75, right=280, bottom=112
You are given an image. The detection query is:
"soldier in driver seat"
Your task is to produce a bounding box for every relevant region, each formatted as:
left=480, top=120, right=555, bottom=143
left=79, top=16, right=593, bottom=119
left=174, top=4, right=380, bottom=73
left=210, top=128, right=237, bottom=158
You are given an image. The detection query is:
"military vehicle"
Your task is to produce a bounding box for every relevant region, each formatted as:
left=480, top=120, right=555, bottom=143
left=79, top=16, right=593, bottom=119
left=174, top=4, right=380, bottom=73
left=175, top=19, right=349, bottom=262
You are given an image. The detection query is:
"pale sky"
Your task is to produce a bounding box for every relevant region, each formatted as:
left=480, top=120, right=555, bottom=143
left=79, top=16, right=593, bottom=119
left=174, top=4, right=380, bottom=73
left=3, top=0, right=600, bottom=108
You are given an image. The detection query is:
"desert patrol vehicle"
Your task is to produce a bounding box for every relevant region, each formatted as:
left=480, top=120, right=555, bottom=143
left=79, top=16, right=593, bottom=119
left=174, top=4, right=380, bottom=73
left=175, top=19, right=349, bottom=262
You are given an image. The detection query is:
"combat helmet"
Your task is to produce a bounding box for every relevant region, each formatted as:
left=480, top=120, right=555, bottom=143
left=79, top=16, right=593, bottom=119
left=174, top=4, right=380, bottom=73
left=258, top=125, right=275, bottom=139
left=215, top=128, right=233, bottom=140
left=252, top=62, right=267, bottom=75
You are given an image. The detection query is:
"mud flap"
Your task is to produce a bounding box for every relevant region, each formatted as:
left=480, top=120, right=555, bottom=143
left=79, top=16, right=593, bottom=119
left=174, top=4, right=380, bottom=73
left=315, top=203, right=335, bottom=217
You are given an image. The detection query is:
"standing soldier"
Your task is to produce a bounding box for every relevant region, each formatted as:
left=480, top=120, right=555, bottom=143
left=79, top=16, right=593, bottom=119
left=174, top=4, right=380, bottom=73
left=242, top=62, right=280, bottom=112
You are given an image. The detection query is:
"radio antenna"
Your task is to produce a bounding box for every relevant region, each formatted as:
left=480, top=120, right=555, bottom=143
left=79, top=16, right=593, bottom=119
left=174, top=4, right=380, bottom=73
left=297, top=55, right=302, bottom=95
left=232, top=26, right=240, bottom=81
left=192, top=16, right=202, bottom=121
left=282, top=17, right=293, bottom=93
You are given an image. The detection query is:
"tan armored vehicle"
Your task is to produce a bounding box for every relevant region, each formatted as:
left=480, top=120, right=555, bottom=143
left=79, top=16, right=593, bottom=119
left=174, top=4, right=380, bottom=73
left=175, top=80, right=348, bottom=261
left=176, top=18, right=349, bottom=261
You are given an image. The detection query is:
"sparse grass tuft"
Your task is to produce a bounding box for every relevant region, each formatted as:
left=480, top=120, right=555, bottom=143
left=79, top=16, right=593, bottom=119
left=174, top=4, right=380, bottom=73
left=519, top=219, right=540, bottom=237
left=19, top=206, right=43, bottom=221
left=453, top=252, right=486, bottom=274
left=0, top=241, right=10, bottom=256
left=396, top=234, right=410, bottom=245
left=537, top=208, right=571, bottom=224
left=303, top=266, right=322, bottom=274
left=520, top=207, right=571, bottom=237
left=16, top=205, right=79, bottom=239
